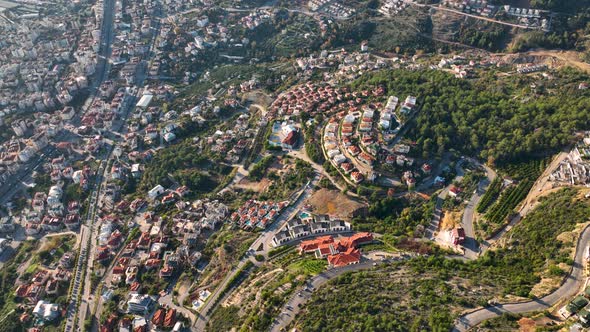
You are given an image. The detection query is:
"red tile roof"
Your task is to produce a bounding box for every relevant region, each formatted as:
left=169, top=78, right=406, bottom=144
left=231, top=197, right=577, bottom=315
left=164, top=308, right=177, bottom=327
left=299, top=236, right=334, bottom=253
left=151, top=308, right=165, bottom=326
left=327, top=247, right=361, bottom=268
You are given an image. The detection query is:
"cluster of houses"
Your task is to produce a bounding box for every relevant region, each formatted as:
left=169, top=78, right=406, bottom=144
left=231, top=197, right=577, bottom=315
left=99, top=198, right=227, bottom=266
left=437, top=55, right=478, bottom=78
left=298, top=232, right=373, bottom=268
left=15, top=253, right=75, bottom=324
left=0, top=114, right=80, bottom=193
left=295, top=50, right=389, bottom=84
left=559, top=286, right=590, bottom=327
left=442, top=0, right=496, bottom=17
left=271, top=211, right=352, bottom=246
left=268, top=83, right=347, bottom=119
left=205, top=113, right=258, bottom=163
left=502, top=5, right=550, bottom=30
left=97, top=225, right=190, bottom=319
left=321, top=89, right=423, bottom=187
left=101, top=312, right=183, bottom=332
left=307, top=0, right=355, bottom=18
left=550, top=133, right=590, bottom=186
left=0, top=3, right=98, bottom=115
left=23, top=161, right=95, bottom=236
left=230, top=199, right=289, bottom=229
left=516, top=63, right=548, bottom=74
left=378, top=0, right=410, bottom=16
left=191, top=289, right=211, bottom=311
left=96, top=195, right=223, bottom=330
left=239, top=9, right=272, bottom=30
left=164, top=5, right=271, bottom=69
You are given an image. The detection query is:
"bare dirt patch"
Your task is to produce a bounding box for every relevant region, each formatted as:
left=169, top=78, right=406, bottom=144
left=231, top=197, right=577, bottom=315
left=307, top=189, right=365, bottom=218
left=440, top=210, right=462, bottom=230
left=517, top=317, right=537, bottom=332
left=235, top=178, right=272, bottom=192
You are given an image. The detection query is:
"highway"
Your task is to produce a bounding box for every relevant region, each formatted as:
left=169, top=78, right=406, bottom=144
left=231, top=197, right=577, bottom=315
left=193, top=174, right=320, bottom=331
left=454, top=224, right=590, bottom=331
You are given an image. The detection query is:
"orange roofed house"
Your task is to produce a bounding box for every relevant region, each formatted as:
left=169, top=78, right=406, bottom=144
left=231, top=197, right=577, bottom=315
left=298, top=232, right=374, bottom=268
left=327, top=247, right=362, bottom=268
left=298, top=236, right=334, bottom=254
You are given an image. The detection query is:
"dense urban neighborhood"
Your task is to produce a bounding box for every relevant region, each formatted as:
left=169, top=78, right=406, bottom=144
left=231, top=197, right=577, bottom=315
left=2, top=0, right=590, bottom=331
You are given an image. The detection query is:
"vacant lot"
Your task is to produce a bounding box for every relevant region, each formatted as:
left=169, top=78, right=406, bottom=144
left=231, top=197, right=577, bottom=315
left=308, top=189, right=366, bottom=218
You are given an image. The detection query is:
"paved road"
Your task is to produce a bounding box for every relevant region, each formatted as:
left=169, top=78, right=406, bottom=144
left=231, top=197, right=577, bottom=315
left=65, top=0, right=121, bottom=328
left=84, top=3, right=162, bottom=330
left=270, top=260, right=378, bottom=332
left=409, top=1, right=540, bottom=30
left=193, top=174, right=320, bottom=331
left=460, top=158, right=497, bottom=260
left=454, top=224, right=590, bottom=331
left=270, top=253, right=417, bottom=332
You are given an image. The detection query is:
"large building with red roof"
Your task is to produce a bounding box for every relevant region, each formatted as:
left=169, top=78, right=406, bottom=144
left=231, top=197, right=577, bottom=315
left=298, top=232, right=373, bottom=268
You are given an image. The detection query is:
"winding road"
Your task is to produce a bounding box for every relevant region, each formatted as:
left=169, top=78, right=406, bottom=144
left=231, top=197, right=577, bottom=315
left=460, top=158, right=497, bottom=259
left=269, top=259, right=380, bottom=332
left=454, top=224, right=590, bottom=331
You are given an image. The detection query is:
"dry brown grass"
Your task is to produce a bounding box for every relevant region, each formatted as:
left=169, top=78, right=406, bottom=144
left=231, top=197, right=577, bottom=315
left=517, top=317, right=537, bottom=332
left=440, top=211, right=461, bottom=230
left=307, top=189, right=365, bottom=218
left=235, top=178, right=272, bottom=192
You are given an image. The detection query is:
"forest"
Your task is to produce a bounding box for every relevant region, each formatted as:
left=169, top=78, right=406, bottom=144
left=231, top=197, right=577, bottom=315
left=139, top=139, right=233, bottom=194
left=353, top=195, right=435, bottom=238
left=351, top=68, right=590, bottom=165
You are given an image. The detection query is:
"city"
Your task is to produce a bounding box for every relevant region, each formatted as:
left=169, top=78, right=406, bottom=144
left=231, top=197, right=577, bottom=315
left=1, top=0, right=590, bottom=331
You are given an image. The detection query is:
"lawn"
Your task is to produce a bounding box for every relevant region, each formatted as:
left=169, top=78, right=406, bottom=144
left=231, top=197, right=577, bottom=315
left=288, top=258, right=327, bottom=275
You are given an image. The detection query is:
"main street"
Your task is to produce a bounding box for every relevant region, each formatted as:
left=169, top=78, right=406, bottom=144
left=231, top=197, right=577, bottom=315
left=63, top=0, right=117, bottom=330
left=82, top=5, right=163, bottom=329
left=0, top=0, right=116, bottom=205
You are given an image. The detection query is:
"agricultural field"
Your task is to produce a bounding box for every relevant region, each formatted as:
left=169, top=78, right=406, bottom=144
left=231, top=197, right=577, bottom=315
left=476, top=158, right=549, bottom=239
left=288, top=258, right=327, bottom=275
left=476, top=178, right=503, bottom=214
